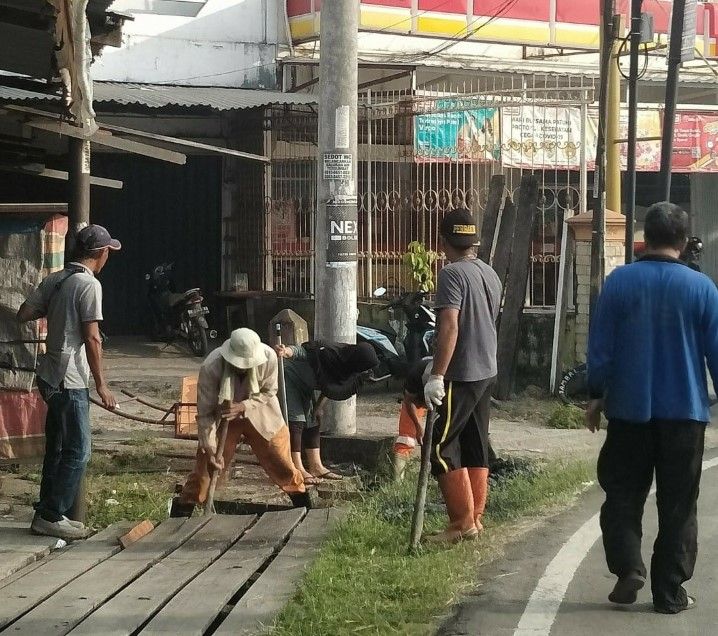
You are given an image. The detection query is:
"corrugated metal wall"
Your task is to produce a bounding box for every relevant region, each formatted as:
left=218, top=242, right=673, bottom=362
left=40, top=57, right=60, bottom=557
left=91, top=154, right=222, bottom=335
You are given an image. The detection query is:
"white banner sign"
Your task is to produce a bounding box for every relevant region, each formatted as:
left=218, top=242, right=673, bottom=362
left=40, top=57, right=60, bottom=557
left=501, top=107, right=592, bottom=170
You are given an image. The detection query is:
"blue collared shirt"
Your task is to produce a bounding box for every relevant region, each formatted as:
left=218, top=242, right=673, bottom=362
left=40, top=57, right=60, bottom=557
left=587, top=256, right=718, bottom=423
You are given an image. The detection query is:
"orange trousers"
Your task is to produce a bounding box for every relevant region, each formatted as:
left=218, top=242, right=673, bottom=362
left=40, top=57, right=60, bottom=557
left=394, top=402, right=427, bottom=457
left=180, top=419, right=305, bottom=505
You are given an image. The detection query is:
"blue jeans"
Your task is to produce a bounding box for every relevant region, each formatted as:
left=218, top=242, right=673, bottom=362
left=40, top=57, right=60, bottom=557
left=36, top=379, right=91, bottom=522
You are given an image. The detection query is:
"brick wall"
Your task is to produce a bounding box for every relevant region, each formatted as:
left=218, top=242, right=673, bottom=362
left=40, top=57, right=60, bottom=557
left=574, top=239, right=624, bottom=362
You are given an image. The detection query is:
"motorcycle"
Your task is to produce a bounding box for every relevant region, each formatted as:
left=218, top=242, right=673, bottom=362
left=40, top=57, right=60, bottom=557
left=358, top=288, right=436, bottom=381
left=145, top=262, right=214, bottom=357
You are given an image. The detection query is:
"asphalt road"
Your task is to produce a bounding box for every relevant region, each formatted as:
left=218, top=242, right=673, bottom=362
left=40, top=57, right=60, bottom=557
left=439, top=450, right=718, bottom=636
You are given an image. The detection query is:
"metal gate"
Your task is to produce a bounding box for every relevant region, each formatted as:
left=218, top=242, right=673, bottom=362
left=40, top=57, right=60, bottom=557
left=266, top=72, right=595, bottom=307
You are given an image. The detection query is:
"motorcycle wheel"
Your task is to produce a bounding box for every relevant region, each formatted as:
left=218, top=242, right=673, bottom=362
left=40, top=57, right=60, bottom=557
left=557, top=363, right=589, bottom=407
left=188, top=321, right=209, bottom=357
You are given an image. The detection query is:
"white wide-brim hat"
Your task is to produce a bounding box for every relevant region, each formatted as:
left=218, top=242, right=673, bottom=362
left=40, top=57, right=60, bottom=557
left=220, top=328, right=266, bottom=369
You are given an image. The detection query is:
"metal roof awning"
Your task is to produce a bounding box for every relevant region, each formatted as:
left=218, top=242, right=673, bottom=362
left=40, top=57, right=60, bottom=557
left=90, top=82, right=318, bottom=111
left=1, top=104, right=272, bottom=165
left=0, top=81, right=319, bottom=112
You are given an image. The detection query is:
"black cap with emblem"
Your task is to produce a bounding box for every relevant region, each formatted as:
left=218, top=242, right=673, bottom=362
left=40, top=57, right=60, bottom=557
left=440, top=208, right=479, bottom=249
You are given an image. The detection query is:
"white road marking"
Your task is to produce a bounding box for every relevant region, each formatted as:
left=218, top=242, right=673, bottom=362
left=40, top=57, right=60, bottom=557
left=513, top=456, right=718, bottom=636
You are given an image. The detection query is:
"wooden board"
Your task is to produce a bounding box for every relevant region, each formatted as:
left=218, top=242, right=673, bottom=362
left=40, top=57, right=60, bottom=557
left=22, top=120, right=187, bottom=165
left=495, top=175, right=539, bottom=400
left=7, top=517, right=208, bottom=636
left=491, top=194, right=518, bottom=292
left=69, top=515, right=255, bottom=636
left=478, top=174, right=505, bottom=264
left=215, top=509, right=341, bottom=636
left=0, top=522, right=134, bottom=630
left=0, top=521, right=62, bottom=581
left=141, top=509, right=305, bottom=636
left=175, top=375, right=198, bottom=439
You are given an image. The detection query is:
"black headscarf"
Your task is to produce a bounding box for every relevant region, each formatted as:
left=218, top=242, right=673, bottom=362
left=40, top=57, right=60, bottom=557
left=302, top=341, right=379, bottom=401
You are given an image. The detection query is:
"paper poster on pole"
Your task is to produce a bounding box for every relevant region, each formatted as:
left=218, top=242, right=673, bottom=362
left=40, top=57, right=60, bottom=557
left=323, top=153, right=353, bottom=182
left=326, top=195, right=358, bottom=267
left=335, top=105, right=350, bottom=149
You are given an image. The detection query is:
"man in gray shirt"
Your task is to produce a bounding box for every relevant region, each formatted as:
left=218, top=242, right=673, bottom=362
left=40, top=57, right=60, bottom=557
left=424, top=208, right=502, bottom=544
left=17, top=225, right=120, bottom=540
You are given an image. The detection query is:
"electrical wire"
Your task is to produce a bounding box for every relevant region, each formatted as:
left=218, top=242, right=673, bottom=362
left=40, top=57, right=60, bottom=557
left=616, top=34, right=650, bottom=81
left=401, top=0, right=521, bottom=64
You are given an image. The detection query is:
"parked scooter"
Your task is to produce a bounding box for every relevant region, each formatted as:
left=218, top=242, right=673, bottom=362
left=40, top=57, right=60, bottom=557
left=145, top=263, right=214, bottom=357
left=358, top=288, right=436, bottom=381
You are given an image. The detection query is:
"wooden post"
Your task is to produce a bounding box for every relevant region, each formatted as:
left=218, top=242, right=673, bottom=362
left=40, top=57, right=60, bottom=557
left=494, top=176, right=539, bottom=400
left=205, top=410, right=230, bottom=516
left=478, top=175, right=505, bottom=264
left=408, top=410, right=438, bottom=554
left=67, top=137, right=91, bottom=524
left=491, top=195, right=517, bottom=292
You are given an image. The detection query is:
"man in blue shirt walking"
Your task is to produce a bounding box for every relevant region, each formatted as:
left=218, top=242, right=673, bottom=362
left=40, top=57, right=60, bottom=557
left=586, top=202, right=718, bottom=614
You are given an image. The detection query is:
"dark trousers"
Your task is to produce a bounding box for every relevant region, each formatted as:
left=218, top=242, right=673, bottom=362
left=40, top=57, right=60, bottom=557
left=597, top=419, right=705, bottom=611
left=430, top=377, right=494, bottom=476
left=36, top=379, right=92, bottom=523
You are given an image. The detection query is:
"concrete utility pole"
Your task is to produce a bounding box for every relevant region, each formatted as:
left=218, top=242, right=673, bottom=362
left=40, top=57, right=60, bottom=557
left=314, top=0, right=359, bottom=435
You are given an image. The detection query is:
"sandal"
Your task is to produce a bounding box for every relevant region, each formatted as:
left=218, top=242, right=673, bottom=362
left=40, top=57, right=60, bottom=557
left=314, top=470, right=343, bottom=481
left=302, top=475, right=321, bottom=486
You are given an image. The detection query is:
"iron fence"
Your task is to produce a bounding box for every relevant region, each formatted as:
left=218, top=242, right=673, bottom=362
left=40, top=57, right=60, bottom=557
left=264, top=72, right=595, bottom=307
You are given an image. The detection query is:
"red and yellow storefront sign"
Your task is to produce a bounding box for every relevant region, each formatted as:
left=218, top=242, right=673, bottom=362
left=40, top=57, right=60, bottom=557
left=287, top=0, right=718, bottom=58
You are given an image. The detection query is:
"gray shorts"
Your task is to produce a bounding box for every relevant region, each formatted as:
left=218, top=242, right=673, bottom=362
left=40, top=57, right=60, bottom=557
left=283, top=359, right=318, bottom=429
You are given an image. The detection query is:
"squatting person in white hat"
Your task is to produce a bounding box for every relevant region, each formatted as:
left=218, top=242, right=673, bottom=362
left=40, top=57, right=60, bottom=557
left=170, top=328, right=308, bottom=516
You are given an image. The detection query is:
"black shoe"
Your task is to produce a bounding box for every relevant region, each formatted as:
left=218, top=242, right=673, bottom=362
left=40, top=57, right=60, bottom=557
left=654, top=596, right=697, bottom=614
left=288, top=491, right=313, bottom=510
left=169, top=497, right=195, bottom=518
left=608, top=574, right=646, bottom=604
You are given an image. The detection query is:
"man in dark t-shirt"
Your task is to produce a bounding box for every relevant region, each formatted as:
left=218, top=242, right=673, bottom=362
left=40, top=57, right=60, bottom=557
left=424, top=208, right=502, bottom=545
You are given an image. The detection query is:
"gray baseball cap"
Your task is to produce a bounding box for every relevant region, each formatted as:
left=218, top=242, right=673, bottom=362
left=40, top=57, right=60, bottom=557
left=77, top=224, right=121, bottom=251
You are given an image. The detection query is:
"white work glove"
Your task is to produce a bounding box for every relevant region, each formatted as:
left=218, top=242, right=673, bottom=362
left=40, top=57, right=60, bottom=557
left=424, top=375, right=446, bottom=409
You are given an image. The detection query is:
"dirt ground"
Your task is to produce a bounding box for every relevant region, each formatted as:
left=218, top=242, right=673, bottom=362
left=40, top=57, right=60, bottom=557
left=8, top=337, right=717, bottom=520
left=94, top=338, right=604, bottom=459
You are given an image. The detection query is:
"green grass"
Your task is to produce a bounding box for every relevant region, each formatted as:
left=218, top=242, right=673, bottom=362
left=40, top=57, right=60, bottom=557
left=546, top=404, right=586, bottom=430
left=273, top=458, right=594, bottom=636
left=85, top=472, right=176, bottom=529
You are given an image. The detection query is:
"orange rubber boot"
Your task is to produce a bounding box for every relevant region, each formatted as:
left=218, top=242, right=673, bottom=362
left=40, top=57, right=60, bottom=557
left=468, top=467, right=489, bottom=533
left=425, top=468, right=478, bottom=544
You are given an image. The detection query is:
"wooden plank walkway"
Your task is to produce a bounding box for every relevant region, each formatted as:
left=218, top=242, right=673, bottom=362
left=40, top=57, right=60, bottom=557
left=0, top=521, right=62, bottom=581
left=0, top=508, right=339, bottom=636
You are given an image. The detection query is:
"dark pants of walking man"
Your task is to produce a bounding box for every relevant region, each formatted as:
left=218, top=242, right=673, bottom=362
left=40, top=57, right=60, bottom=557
left=598, top=420, right=705, bottom=613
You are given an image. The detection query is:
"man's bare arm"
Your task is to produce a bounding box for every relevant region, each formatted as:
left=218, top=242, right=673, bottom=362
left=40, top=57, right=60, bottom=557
left=431, top=308, right=460, bottom=377
left=82, top=321, right=116, bottom=409
left=16, top=302, right=44, bottom=323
